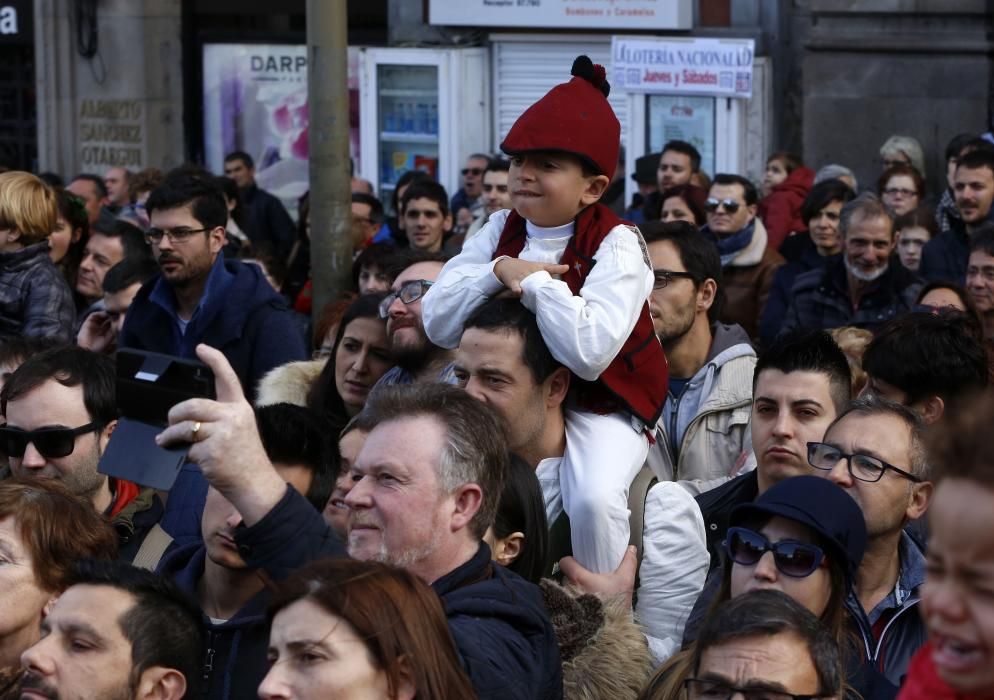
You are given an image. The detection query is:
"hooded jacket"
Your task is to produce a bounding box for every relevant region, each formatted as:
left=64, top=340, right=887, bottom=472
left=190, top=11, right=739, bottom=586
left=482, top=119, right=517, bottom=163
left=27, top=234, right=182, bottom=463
left=705, top=218, right=784, bottom=341
left=119, top=256, right=308, bottom=401
left=780, top=257, right=923, bottom=334
left=649, top=323, right=756, bottom=485
left=759, top=166, right=815, bottom=251
left=0, top=242, right=75, bottom=342
left=436, top=543, right=564, bottom=700
left=158, top=544, right=270, bottom=700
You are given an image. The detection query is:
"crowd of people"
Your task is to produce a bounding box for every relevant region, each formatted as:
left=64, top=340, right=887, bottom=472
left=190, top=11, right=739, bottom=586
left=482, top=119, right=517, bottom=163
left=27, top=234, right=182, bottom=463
left=0, top=54, right=991, bottom=699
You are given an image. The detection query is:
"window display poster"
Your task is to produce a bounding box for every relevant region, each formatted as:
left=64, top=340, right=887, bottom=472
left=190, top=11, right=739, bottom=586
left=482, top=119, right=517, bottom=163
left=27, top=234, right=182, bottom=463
left=647, top=95, right=716, bottom=177
left=202, top=44, right=359, bottom=204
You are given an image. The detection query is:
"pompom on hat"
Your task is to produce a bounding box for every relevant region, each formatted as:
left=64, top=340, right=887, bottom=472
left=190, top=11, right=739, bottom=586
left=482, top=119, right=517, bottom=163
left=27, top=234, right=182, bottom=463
left=500, top=56, right=621, bottom=180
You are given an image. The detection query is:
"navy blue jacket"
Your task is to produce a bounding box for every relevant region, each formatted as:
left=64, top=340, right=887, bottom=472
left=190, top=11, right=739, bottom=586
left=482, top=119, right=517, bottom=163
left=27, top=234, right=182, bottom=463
left=434, top=543, right=563, bottom=700
left=249, top=484, right=563, bottom=699
left=919, top=217, right=969, bottom=285
left=119, top=257, right=308, bottom=401
left=780, top=258, right=922, bottom=335
left=157, top=486, right=346, bottom=700
left=760, top=247, right=838, bottom=347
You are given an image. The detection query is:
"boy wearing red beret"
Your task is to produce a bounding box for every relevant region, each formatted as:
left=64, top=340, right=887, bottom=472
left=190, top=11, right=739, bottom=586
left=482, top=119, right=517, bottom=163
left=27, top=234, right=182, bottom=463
left=423, top=57, right=667, bottom=574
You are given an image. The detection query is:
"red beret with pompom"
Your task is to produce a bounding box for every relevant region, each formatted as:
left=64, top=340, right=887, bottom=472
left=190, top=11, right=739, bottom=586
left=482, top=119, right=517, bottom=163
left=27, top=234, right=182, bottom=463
left=500, top=56, right=620, bottom=180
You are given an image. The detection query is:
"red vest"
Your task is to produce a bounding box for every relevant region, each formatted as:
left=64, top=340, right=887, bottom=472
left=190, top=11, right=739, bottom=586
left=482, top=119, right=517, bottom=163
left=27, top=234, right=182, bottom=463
left=492, top=204, right=668, bottom=426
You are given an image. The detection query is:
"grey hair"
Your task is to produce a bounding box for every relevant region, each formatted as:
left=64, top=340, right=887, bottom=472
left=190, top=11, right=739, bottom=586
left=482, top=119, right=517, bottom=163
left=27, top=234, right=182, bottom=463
left=880, top=135, right=926, bottom=178
left=839, top=192, right=894, bottom=240
left=358, top=383, right=508, bottom=538
left=827, top=394, right=931, bottom=480
left=814, top=163, right=858, bottom=191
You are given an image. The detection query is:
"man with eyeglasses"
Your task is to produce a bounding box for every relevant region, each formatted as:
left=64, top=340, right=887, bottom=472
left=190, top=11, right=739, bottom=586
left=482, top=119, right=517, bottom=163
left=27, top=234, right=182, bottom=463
left=701, top=173, right=784, bottom=341
left=450, top=153, right=490, bottom=221
left=641, top=221, right=756, bottom=489
left=119, top=173, right=307, bottom=401
left=374, top=250, right=456, bottom=386
left=809, top=394, right=932, bottom=688
left=0, top=346, right=163, bottom=562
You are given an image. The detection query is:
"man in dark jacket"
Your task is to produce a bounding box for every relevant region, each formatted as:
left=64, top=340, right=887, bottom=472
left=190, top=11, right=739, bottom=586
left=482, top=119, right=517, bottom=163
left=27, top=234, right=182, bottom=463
left=781, top=193, right=922, bottom=334
left=921, top=148, right=994, bottom=285
left=118, top=173, right=307, bottom=401
left=0, top=346, right=162, bottom=562
left=156, top=404, right=335, bottom=700
left=223, top=151, right=297, bottom=261
left=158, top=347, right=563, bottom=700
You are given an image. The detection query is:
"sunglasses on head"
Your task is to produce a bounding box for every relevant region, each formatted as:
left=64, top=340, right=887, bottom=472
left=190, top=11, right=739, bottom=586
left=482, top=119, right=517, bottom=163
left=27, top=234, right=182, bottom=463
left=0, top=421, right=106, bottom=460
left=705, top=198, right=742, bottom=214
left=725, top=526, right=825, bottom=578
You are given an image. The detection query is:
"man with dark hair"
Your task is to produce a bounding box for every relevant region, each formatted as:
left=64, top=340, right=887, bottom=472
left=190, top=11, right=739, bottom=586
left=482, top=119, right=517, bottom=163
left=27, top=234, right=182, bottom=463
left=696, top=329, right=852, bottom=569
left=119, top=173, right=307, bottom=400
left=862, top=310, right=989, bottom=424
left=20, top=559, right=203, bottom=699
left=76, top=219, right=150, bottom=307
left=640, top=221, right=756, bottom=487
left=155, top=403, right=336, bottom=699
left=922, top=148, right=994, bottom=284
left=0, top=346, right=162, bottom=560
left=454, top=297, right=709, bottom=662
left=377, top=251, right=456, bottom=385
left=451, top=152, right=490, bottom=219
left=67, top=173, right=109, bottom=228
left=703, top=173, right=784, bottom=340
left=782, top=192, right=922, bottom=333
left=401, top=180, right=454, bottom=253
left=77, top=257, right=159, bottom=354
left=811, top=394, right=932, bottom=686
left=157, top=346, right=562, bottom=699
left=967, top=225, right=994, bottom=341
left=679, top=590, right=843, bottom=700
left=935, top=133, right=979, bottom=235
left=351, top=192, right=385, bottom=250
left=223, top=151, right=296, bottom=261
left=104, top=167, right=132, bottom=213
left=466, top=159, right=512, bottom=240
left=656, top=139, right=701, bottom=190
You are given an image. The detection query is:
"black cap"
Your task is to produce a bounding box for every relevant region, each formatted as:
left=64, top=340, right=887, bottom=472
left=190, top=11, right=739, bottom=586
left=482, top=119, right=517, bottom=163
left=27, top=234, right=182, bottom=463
left=730, top=475, right=867, bottom=582
left=631, top=153, right=662, bottom=185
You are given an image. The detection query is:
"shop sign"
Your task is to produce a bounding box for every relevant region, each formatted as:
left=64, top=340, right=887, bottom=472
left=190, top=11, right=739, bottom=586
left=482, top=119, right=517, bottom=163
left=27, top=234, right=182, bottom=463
left=611, top=36, right=754, bottom=99
left=429, top=0, right=691, bottom=31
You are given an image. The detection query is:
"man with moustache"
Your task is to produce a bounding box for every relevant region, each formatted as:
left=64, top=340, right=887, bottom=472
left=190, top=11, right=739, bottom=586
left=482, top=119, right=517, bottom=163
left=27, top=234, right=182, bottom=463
left=375, top=250, right=457, bottom=385
left=781, top=193, right=922, bottom=334
left=118, top=173, right=306, bottom=400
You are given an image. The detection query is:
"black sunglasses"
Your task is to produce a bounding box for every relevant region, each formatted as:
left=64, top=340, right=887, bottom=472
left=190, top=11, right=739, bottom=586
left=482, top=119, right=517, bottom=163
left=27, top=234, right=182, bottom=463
left=725, top=526, right=825, bottom=578
left=461, top=167, right=483, bottom=176
left=705, top=197, right=742, bottom=214
left=0, top=421, right=106, bottom=460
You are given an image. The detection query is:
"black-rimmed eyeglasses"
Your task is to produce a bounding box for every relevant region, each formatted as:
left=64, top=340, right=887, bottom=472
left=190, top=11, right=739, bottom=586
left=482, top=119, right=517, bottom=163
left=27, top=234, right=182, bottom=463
left=683, top=677, right=827, bottom=700
left=806, top=441, right=921, bottom=483
left=652, top=269, right=696, bottom=290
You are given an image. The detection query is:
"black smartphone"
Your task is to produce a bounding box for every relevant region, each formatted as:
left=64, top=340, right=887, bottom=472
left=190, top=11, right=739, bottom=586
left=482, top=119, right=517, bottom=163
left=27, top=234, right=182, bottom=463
left=98, top=349, right=216, bottom=490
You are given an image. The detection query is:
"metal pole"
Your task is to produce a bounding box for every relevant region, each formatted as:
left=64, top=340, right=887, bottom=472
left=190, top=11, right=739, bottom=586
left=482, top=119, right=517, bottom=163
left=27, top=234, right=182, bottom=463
left=307, top=0, right=352, bottom=324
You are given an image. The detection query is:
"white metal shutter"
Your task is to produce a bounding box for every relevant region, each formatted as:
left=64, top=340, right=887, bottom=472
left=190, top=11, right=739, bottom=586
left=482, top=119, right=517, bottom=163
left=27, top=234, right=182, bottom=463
left=491, top=37, right=628, bottom=151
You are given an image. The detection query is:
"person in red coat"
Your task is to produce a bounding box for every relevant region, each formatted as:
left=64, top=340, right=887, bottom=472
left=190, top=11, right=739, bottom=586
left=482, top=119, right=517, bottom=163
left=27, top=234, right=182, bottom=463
left=759, top=152, right=815, bottom=252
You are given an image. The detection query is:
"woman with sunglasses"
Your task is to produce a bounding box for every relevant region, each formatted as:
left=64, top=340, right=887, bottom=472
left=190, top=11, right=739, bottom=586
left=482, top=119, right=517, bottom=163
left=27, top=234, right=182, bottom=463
left=641, top=476, right=896, bottom=699
left=306, top=294, right=393, bottom=434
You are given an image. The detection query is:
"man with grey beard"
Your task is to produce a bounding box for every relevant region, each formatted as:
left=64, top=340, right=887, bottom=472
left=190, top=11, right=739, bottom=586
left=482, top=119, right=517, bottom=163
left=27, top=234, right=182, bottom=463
left=781, top=192, right=922, bottom=334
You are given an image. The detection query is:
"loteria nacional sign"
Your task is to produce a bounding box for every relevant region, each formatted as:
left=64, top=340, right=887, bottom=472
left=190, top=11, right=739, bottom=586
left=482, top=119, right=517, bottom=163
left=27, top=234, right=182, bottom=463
left=611, top=36, right=755, bottom=99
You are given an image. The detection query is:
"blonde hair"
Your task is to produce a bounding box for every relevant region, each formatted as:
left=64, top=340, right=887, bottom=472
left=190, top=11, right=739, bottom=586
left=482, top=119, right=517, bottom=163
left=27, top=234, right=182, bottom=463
left=0, top=171, right=58, bottom=244
left=830, top=326, right=873, bottom=396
